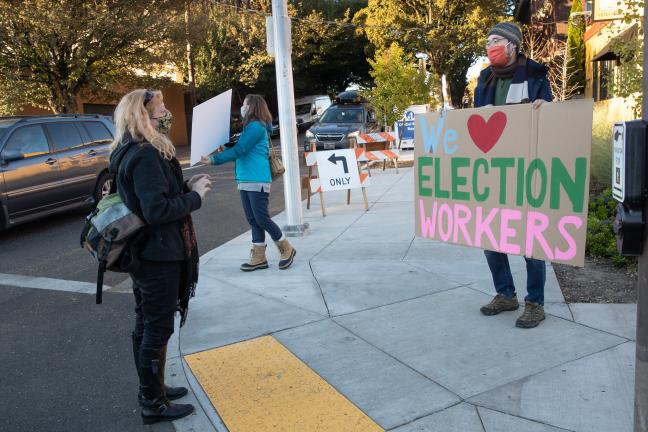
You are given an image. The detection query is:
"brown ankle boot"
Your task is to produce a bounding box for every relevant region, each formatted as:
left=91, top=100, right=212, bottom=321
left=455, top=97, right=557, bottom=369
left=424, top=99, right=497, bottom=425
left=480, top=294, right=519, bottom=316
left=240, top=244, right=269, bottom=272
left=516, top=302, right=545, bottom=329
left=275, top=239, right=296, bottom=270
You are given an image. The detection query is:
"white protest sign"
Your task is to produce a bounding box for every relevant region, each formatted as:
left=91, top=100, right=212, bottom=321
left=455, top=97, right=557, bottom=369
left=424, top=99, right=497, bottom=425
left=190, top=89, right=232, bottom=166
left=315, top=149, right=361, bottom=192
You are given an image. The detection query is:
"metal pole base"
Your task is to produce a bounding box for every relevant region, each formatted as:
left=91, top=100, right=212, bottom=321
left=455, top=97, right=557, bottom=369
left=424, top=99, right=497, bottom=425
left=283, top=223, right=309, bottom=237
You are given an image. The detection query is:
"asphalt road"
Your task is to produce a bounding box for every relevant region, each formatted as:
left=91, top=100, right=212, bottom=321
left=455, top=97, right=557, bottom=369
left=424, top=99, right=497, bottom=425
left=0, top=143, right=294, bottom=432
left=0, top=160, right=287, bottom=288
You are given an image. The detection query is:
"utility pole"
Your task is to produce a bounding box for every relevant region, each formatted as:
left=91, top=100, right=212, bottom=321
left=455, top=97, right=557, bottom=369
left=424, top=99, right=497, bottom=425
left=271, top=0, right=306, bottom=236
left=636, top=1, right=648, bottom=430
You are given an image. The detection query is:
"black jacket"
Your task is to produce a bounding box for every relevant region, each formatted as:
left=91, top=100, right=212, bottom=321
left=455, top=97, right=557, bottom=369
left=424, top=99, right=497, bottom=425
left=109, top=136, right=202, bottom=261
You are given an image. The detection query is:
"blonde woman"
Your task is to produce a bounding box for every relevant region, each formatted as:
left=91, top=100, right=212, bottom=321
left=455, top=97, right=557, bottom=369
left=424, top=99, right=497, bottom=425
left=201, top=94, right=296, bottom=271
left=109, top=89, right=210, bottom=424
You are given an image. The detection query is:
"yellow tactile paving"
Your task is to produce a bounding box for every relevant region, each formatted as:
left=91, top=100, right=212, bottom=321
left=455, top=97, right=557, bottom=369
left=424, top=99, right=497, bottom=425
left=185, top=336, right=384, bottom=432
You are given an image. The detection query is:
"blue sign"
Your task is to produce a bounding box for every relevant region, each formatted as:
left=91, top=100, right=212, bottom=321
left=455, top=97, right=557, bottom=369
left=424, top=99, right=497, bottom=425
left=397, top=111, right=416, bottom=141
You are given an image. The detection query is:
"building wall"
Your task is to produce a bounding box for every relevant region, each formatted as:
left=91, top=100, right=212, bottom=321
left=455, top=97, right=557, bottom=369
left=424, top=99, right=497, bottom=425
left=583, top=0, right=641, bottom=185
left=16, top=84, right=191, bottom=146
left=584, top=0, right=640, bottom=119
left=161, top=84, right=190, bottom=147
left=584, top=22, right=613, bottom=100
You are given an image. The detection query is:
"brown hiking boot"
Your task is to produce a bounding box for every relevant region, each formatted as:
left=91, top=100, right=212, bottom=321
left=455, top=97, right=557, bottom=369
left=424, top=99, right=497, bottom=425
left=240, top=244, right=269, bottom=272
left=516, top=302, right=545, bottom=329
left=275, top=239, right=296, bottom=270
left=480, top=294, right=519, bottom=316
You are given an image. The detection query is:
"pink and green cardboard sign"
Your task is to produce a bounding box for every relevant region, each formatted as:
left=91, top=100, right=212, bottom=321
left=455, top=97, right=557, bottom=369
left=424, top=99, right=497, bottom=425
left=415, top=100, right=594, bottom=267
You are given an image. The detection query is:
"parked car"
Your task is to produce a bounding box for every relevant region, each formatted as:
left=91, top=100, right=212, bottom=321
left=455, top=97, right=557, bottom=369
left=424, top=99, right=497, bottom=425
left=303, top=91, right=380, bottom=152
left=263, top=96, right=331, bottom=138
left=0, top=114, right=115, bottom=229
left=294, top=95, right=332, bottom=131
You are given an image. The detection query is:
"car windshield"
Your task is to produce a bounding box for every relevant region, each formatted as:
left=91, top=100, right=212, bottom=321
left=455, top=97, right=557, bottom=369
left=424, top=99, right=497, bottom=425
left=295, top=103, right=311, bottom=115
left=319, top=108, right=363, bottom=124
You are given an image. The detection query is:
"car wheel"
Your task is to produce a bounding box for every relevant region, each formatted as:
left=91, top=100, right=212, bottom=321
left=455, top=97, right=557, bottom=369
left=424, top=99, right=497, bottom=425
left=94, top=173, right=113, bottom=205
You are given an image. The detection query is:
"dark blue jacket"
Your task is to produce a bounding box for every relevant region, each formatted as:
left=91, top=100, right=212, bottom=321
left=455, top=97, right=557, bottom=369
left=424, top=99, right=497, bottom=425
left=474, top=58, right=553, bottom=108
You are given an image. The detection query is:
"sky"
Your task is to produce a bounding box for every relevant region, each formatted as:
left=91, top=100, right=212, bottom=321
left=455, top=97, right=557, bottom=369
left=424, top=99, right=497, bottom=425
left=467, top=57, right=489, bottom=81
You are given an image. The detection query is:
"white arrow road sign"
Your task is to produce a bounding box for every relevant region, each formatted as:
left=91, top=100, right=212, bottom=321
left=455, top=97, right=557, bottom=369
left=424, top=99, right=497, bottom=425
left=315, top=149, right=361, bottom=192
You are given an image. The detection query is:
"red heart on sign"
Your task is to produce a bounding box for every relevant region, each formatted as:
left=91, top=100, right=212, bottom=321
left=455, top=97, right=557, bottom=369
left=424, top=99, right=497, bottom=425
left=467, top=112, right=507, bottom=154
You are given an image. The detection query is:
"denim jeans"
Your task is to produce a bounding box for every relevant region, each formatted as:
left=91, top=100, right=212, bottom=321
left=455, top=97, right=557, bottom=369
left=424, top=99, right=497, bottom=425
left=483, top=250, right=546, bottom=305
left=240, top=190, right=283, bottom=244
left=132, top=260, right=182, bottom=350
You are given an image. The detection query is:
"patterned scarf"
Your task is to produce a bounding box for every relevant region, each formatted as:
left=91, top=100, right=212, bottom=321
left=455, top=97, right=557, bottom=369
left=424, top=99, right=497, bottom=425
left=482, top=54, right=530, bottom=105
left=179, top=214, right=198, bottom=327
left=169, top=158, right=199, bottom=327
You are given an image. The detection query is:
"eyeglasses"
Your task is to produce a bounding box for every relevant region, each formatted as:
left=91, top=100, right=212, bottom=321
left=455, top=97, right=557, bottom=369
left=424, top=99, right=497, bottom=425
left=486, top=38, right=509, bottom=48
left=143, top=89, right=155, bottom=106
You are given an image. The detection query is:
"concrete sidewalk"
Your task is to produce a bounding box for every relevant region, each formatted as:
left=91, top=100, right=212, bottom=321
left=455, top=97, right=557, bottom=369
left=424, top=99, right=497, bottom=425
left=166, top=167, right=636, bottom=432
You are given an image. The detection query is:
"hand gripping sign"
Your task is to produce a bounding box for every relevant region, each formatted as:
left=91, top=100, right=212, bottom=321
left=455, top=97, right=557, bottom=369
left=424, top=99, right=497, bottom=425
left=415, top=100, right=594, bottom=267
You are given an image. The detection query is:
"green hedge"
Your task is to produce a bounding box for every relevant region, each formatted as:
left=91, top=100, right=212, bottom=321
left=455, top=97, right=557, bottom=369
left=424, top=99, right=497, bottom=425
left=590, top=108, right=613, bottom=186
left=586, top=189, right=635, bottom=268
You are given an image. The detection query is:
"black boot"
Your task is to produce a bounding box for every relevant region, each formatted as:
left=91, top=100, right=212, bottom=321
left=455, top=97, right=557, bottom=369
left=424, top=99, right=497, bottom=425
left=139, top=347, right=194, bottom=425
left=133, top=335, right=188, bottom=402
left=155, top=345, right=189, bottom=400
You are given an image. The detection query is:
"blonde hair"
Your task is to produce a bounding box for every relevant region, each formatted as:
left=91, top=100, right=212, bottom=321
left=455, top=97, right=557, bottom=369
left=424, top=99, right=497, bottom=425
left=110, top=89, right=176, bottom=160
left=244, top=94, right=273, bottom=125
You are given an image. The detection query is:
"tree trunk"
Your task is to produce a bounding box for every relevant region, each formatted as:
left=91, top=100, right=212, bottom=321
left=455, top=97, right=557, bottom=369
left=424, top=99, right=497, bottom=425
left=447, top=67, right=471, bottom=111
left=49, top=81, right=78, bottom=114
left=185, top=0, right=197, bottom=108
left=449, top=81, right=467, bottom=110
left=64, top=96, right=77, bottom=113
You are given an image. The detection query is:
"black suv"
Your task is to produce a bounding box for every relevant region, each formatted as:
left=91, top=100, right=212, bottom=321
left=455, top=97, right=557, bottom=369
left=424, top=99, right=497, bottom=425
left=303, top=91, right=380, bottom=152
left=0, top=114, right=115, bottom=229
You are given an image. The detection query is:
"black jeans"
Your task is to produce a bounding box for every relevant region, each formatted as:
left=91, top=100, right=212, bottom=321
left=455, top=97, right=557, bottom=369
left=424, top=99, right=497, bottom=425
left=239, top=190, right=283, bottom=244
left=131, top=260, right=183, bottom=350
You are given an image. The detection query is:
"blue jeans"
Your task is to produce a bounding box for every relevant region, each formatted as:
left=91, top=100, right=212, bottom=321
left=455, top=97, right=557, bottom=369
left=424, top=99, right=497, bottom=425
left=484, top=250, right=546, bottom=305
left=240, top=190, right=283, bottom=244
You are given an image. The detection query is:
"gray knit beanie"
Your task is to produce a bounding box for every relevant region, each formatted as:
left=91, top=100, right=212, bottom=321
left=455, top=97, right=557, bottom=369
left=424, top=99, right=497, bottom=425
left=488, top=22, right=522, bottom=49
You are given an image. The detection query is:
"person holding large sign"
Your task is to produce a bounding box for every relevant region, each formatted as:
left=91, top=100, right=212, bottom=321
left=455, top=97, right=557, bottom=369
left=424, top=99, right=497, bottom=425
left=474, top=22, right=553, bottom=328
left=201, top=95, right=296, bottom=271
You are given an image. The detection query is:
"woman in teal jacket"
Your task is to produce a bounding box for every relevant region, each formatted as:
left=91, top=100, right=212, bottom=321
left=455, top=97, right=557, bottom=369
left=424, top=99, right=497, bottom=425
left=202, top=94, right=296, bottom=271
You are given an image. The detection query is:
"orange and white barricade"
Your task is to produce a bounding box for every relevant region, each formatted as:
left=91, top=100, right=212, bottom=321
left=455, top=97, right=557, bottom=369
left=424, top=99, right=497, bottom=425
left=352, top=132, right=400, bottom=174
left=353, top=132, right=399, bottom=145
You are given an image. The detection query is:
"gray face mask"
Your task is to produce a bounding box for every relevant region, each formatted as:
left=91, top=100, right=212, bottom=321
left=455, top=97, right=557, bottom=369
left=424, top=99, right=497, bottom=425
left=154, top=110, right=173, bottom=135
left=240, top=105, right=249, bottom=119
